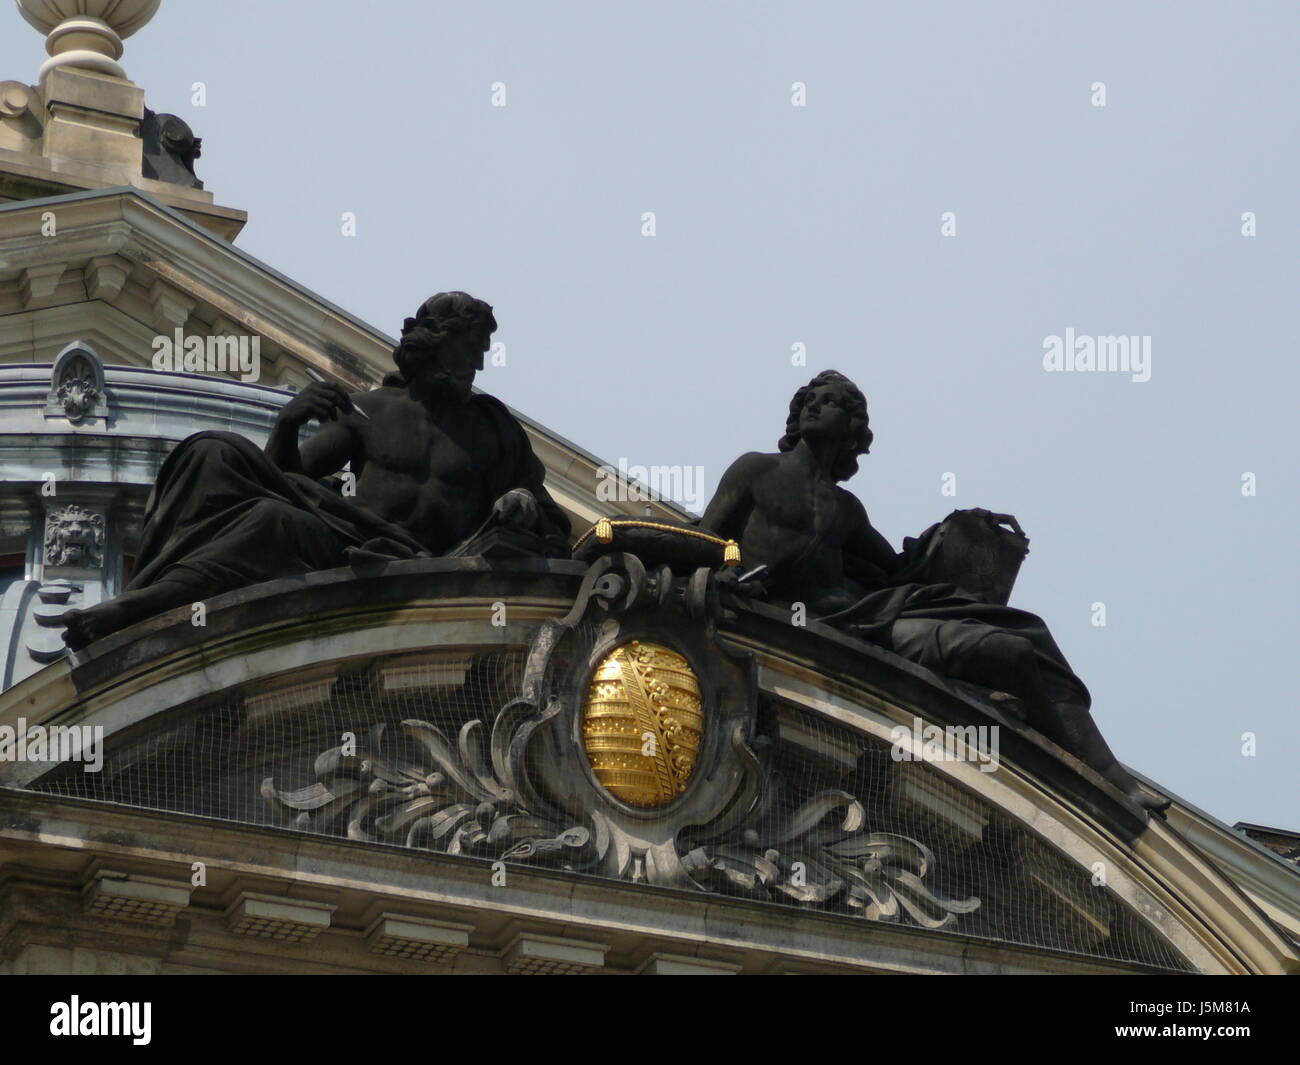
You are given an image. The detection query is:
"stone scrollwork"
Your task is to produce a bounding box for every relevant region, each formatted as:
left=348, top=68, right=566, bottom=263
left=263, top=553, right=979, bottom=928
left=681, top=794, right=981, bottom=928
left=263, top=719, right=594, bottom=864
left=0, top=80, right=32, bottom=118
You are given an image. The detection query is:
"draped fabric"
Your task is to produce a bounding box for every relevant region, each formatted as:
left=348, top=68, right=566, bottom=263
left=822, top=581, right=1092, bottom=711
left=125, top=431, right=416, bottom=601
left=126, top=396, right=570, bottom=603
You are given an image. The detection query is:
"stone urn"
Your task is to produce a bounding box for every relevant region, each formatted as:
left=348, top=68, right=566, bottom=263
left=15, top=0, right=162, bottom=79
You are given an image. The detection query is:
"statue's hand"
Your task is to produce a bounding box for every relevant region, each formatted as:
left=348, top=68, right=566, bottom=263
left=967, top=508, right=1025, bottom=538
left=492, top=488, right=541, bottom=532
left=714, top=563, right=768, bottom=601
left=276, top=381, right=354, bottom=430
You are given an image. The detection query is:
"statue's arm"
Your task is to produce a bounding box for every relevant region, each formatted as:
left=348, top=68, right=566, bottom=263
left=701, top=452, right=768, bottom=537
left=522, top=448, right=572, bottom=544
left=840, top=491, right=905, bottom=581
left=479, top=395, right=571, bottom=546
left=296, top=420, right=357, bottom=479
left=264, top=381, right=357, bottom=477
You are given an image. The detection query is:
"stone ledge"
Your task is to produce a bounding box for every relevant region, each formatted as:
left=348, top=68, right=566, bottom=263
left=502, top=933, right=608, bottom=974
left=82, top=868, right=191, bottom=925
left=224, top=892, right=335, bottom=943
left=0, top=790, right=1211, bottom=973
left=364, top=913, right=473, bottom=964
left=635, top=952, right=742, bottom=975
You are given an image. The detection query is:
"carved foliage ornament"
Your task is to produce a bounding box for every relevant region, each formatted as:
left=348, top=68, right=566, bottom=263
left=264, top=554, right=980, bottom=929
left=56, top=369, right=99, bottom=423
left=45, top=341, right=108, bottom=425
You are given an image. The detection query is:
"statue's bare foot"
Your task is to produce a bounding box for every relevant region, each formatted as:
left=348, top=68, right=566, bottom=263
left=59, top=583, right=195, bottom=652
left=985, top=690, right=1027, bottom=721
left=59, top=601, right=134, bottom=652
left=344, top=538, right=423, bottom=566
left=1105, top=766, right=1171, bottom=816
left=1130, top=786, right=1172, bottom=816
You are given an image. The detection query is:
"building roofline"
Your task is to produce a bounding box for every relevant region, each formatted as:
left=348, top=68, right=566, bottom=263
left=1, top=185, right=396, bottom=352
left=1127, top=765, right=1300, bottom=879
left=1233, top=822, right=1300, bottom=840
left=0, top=185, right=662, bottom=502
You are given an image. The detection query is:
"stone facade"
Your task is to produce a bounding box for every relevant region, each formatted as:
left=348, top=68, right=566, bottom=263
left=0, top=1, right=1297, bottom=977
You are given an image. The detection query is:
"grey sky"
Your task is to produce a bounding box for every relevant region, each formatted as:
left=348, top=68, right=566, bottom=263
left=3, top=0, right=1294, bottom=828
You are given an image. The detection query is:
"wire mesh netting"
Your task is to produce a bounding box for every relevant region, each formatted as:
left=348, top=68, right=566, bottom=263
left=28, top=641, right=1192, bottom=971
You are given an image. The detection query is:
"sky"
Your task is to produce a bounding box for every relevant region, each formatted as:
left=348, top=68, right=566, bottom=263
left=3, top=1, right=1294, bottom=829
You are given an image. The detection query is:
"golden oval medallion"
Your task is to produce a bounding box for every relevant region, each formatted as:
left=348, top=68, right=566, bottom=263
left=582, top=641, right=703, bottom=808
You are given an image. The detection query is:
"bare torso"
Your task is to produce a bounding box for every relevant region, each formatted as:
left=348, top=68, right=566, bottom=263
left=703, top=448, right=896, bottom=610
left=297, top=386, right=502, bottom=553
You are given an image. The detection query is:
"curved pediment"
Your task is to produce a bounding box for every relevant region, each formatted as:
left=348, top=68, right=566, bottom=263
left=1, top=555, right=1289, bottom=974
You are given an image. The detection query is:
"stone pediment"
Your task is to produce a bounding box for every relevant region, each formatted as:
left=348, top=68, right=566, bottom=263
left=1, top=552, right=1294, bottom=974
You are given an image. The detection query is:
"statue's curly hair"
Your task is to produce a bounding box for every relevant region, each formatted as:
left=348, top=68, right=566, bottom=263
left=390, top=291, right=497, bottom=383
left=778, top=369, right=873, bottom=480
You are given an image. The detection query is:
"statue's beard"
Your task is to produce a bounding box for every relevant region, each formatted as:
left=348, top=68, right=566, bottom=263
left=425, top=369, right=474, bottom=403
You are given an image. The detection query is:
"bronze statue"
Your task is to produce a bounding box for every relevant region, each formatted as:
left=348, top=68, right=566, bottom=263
left=702, top=369, right=1166, bottom=813
left=60, top=292, right=569, bottom=650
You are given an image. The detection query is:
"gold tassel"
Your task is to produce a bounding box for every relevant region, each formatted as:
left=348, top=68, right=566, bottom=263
left=723, top=540, right=741, bottom=566
left=595, top=517, right=614, bottom=543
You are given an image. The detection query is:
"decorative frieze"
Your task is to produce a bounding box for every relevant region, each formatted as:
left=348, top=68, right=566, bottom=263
left=263, top=555, right=982, bottom=930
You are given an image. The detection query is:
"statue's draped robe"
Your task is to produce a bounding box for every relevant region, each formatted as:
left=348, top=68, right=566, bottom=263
left=125, top=395, right=570, bottom=603
left=752, top=521, right=1091, bottom=713
left=822, top=580, right=1091, bottom=711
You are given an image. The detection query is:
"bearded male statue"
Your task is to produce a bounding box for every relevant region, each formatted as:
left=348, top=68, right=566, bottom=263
left=60, top=292, right=570, bottom=651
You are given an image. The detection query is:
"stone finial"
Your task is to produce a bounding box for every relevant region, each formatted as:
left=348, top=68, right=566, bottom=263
left=16, top=0, right=162, bottom=80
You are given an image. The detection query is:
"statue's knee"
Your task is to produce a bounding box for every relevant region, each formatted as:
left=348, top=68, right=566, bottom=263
left=181, top=431, right=246, bottom=464
left=978, top=631, right=1036, bottom=673
left=247, top=498, right=306, bottom=530
left=888, top=619, right=942, bottom=666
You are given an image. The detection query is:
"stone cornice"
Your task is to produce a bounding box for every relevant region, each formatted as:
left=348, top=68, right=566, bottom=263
left=0, top=149, right=246, bottom=240
left=0, top=788, right=1167, bottom=975
left=1159, top=796, right=1300, bottom=942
